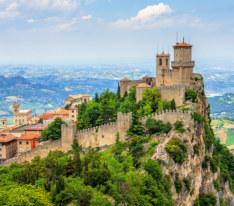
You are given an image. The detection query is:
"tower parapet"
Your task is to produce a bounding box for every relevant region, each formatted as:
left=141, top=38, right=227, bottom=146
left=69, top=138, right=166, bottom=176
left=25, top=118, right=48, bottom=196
left=171, top=41, right=195, bottom=69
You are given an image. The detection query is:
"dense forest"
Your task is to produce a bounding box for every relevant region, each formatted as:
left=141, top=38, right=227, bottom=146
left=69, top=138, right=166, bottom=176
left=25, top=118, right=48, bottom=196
left=1, top=86, right=234, bottom=206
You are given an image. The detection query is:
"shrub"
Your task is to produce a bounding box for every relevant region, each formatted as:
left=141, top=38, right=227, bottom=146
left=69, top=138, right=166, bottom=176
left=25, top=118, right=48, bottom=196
left=194, top=193, right=216, bottom=206
left=213, top=179, right=221, bottom=191
left=145, top=118, right=172, bottom=135
left=193, top=144, right=199, bottom=155
left=174, top=174, right=182, bottom=193
left=174, top=121, right=185, bottom=133
left=165, top=138, right=187, bottom=164
left=185, top=88, right=197, bottom=103
left=41, top=118, right=65, bottom=141
left=183, top=178, right=191, bottom=192
left=192, top=112, right=205, bottom=124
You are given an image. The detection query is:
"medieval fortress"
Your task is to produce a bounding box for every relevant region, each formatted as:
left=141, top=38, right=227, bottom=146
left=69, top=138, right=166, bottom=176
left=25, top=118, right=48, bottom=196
left=3, top=39, right=203, bottom=164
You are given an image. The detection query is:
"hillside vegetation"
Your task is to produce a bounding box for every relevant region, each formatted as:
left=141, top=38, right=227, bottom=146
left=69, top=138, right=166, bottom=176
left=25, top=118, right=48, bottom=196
left=1, top=86, right=234, bottom=206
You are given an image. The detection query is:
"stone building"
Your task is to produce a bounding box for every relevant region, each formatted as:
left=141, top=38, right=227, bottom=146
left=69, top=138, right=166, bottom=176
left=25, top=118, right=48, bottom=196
left=65, top=94, right=90, bottom=108
left=18, top=133, right=40, bottom=154
left=136, top=83, right=151, bottom=102
left=0, top=133, right=17, bottom=162
left=65, top=94, right=90, bottom=123
left=120, top=39, right=195, bottom=106
left=12, top=103, right=32, bottom=126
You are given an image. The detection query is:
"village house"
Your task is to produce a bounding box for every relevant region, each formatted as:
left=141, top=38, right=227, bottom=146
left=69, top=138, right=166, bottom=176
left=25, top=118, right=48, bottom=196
left=12, top=103, right=32, bottom=126
left=0, top=133, right=17, bottom=163
left=17, top=133, right=40, bottom=154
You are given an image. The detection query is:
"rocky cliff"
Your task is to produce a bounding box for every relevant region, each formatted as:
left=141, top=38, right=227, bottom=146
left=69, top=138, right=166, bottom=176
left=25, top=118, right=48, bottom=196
left=151, top=76, right=234, bottom=206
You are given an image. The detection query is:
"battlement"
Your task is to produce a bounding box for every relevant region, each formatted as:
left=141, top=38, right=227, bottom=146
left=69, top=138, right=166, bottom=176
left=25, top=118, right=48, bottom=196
left=77, top=122, right=116, bottom=135
left=3, top=140, right=61, bottom=165
left=159, top=84, right=187, bottom=90
left=141, top=110, right=193, bottom=127
left=171, top=61, right=195, bottom=68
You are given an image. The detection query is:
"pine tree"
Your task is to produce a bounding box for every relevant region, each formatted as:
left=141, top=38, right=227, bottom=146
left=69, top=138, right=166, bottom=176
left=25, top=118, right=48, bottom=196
left=171, top=99, right=176, bottom=110
left=72, top=139, right=82, bottom=176
left=117, top=82, right=121, bottom=99
left=94, top=93, right=99, bottom=102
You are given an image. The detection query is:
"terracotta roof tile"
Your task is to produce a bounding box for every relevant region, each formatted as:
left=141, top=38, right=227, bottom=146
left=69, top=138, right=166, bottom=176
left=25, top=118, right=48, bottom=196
left=174, top=42, right=192, bottom=47
left=0, top=133, right=17, bottom=143
left=19, top=133, right=40, bottom=141
left=137, top=83, right=151, bottom=88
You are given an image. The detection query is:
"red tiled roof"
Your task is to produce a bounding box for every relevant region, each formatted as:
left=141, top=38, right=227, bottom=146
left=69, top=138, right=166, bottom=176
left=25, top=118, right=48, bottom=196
left=157, top=52, right=170, bottom=57
left=0, top=133, right=17, bottom=143
left=40, top=113, right=54, bottom=120
left=121, top=77, right=130, bottom=82
left=174, top=42, right=192, bottom=47
left=137, top=83, right=151, bottom=88
left=19, top=133, right=40, bottom=141
left=24, top=124, right=47, bottom=131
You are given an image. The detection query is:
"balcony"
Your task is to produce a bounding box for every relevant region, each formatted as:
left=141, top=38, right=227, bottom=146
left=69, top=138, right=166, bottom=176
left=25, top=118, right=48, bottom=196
left=171, top=61, right=195, bottom=68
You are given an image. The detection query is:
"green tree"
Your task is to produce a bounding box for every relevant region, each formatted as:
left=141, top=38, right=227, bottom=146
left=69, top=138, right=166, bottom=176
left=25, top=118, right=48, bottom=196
left=165, top=138, right=187, bottom=164
left=185, top=88, right=197, bottom=103
left=194, top=193, right=216, bottom=206
left=145, top=118, right=172, bottom=135
left=41, top=118, right=65, bottom=141
left=72, top=140, right=82, bottom=176
left=0, top=185, right=54, bottom=206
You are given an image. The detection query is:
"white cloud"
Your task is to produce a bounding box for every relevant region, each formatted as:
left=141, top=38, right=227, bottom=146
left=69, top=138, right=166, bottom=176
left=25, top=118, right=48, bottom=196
left=113, top=3, right=172, bottom=29
left=27, top=18, right=38, bottom=23
left=81, top=15, right=92, bottom=20
left=42, top=17, right=79, bottom=32
left=22, top=0, right=78, bottom=11
left=0, top=2, right=19, bottom=20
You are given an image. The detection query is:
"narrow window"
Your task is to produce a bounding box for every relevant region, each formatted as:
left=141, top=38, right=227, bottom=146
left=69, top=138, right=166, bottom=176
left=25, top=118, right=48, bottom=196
left=159, top=58, right=162, bottom=66
left=166, top=58, right=169, bottom=66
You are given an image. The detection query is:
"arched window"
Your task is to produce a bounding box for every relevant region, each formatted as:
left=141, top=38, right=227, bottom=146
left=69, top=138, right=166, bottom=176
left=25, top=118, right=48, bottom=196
left=159, top=58, right=162, bottom=66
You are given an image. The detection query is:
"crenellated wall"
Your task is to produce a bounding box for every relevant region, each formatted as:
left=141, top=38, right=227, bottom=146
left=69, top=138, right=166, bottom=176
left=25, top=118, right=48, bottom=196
left=3, top=140, right=61, bottom=165
left=75, top=112, right=132, bottom=149
left=141, top=110, right=193, bottom=127
left=3, top=111, right=193, bottom=165
left=159, top=85, right=186, bottom=106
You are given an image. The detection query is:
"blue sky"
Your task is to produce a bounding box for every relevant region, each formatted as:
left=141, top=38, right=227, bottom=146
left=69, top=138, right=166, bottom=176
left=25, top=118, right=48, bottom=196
left=0, top=0, right=233, bottom=65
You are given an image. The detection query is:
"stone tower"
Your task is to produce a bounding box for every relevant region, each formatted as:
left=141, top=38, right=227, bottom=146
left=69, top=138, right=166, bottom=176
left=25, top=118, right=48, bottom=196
left=156, top=52, right=170, bottom=87
left=12, top=103, right=20, bottom=114
left=171, top=39, right=195, bottom=85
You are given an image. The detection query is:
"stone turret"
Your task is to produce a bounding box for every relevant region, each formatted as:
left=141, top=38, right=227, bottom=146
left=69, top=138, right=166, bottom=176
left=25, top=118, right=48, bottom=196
left=12, top=103, right=20, bottom=114
left=120, top=77, right=131, bottom=97
left=171, top=39, right=195, bottom=85
left=156, top=52, right=170, bottom=87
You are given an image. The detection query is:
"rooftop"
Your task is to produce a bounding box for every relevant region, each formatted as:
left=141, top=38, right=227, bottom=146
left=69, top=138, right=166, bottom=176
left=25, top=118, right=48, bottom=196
left=0, top=133, right=17, bottom=143
left=19, top=133, right=40, bottom=141
left=67, top=94, right=90, bottom=100
left=17, top=109, right=32, bottom=114
left=24, top=123, right=47, bottom=131
left=157, top=51, right=170, bottom=57
left=137, top=83, right=151, bottom=88
left=121, top=77, right=130, bottom=82
left=174, top=42, right=192, bottom=47
left=40, top=107, right=69, bottom=120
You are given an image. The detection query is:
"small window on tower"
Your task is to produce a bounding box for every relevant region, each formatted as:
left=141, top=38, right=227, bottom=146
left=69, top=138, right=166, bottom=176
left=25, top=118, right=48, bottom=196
left=159, top=58, right=162, bottom=66
left=166, top=58, right=169, bottom=66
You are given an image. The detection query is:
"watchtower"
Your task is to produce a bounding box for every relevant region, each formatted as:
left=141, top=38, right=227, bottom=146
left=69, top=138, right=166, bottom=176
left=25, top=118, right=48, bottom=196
left=12, top=103, right=20, bottom=114
left=171, top=38, right=195, bottom=85
left=156, top=51, right=170, bottom=86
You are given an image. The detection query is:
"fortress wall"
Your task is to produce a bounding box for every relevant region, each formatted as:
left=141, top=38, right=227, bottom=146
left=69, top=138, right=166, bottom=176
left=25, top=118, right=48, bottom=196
left=76, top=122, right=118, bottom=148
left=3, top=140, right=61, bottom=165
left=75, top=112, right=132, bottom=149
left=159, top=85, right=186, bottom=106
left=141, top=110, right=192, bottom=127
left=2, top=111, right=193, bottom=165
